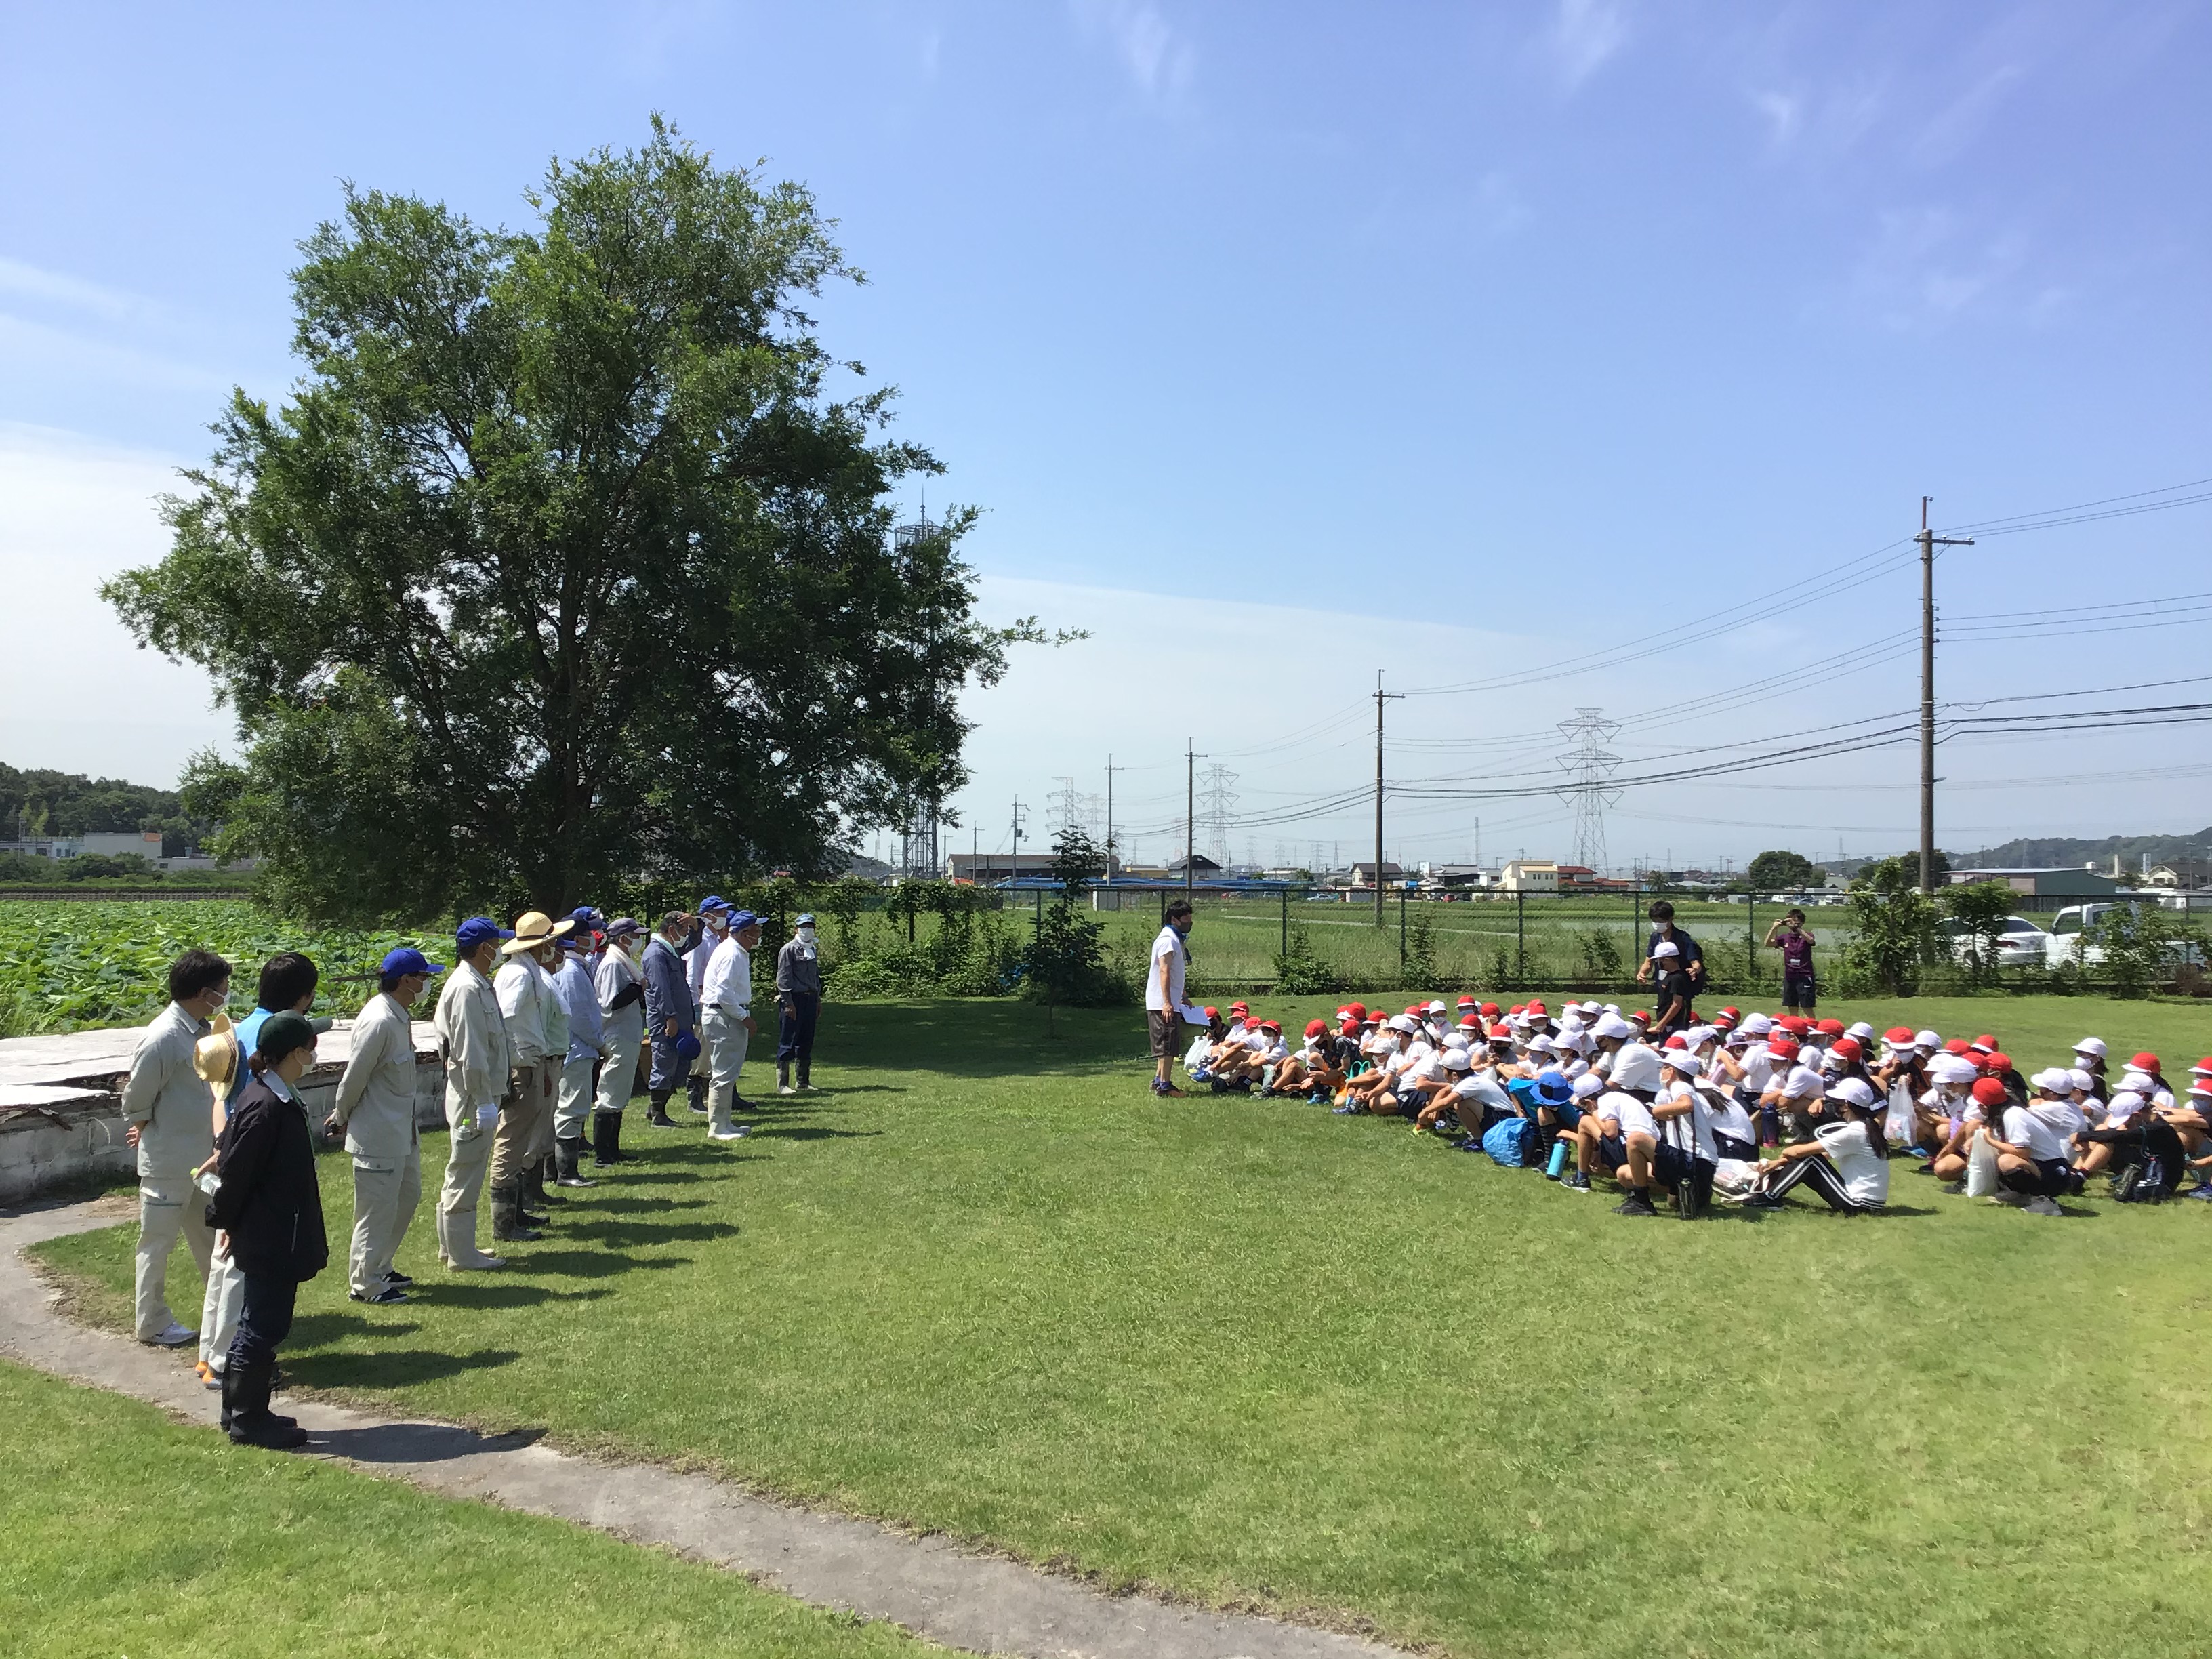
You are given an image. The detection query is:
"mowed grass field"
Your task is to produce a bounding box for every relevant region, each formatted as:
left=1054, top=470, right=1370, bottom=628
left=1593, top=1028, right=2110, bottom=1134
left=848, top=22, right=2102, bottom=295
left=0, top=1360, right=940, bottom=1659
left=33, top=994, right=2212, bottom=1658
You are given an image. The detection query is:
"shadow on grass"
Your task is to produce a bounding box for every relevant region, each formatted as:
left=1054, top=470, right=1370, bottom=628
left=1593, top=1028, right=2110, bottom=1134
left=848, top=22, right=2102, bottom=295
left=577, top=1195, right=711, bottom=1216
left=285, top=1347, right=520, bottom=1389
left=559, top=1221, right=741, bottom=1248
left=292, top=1312, right=422, bottom=1345
left=744, top=1125, right=883, bottom=1143
left=409, top=1280, right=617, bottom=1310
left=497, top=1250, right=694, bottom=1279
left=595, top=1169, right=704, bottom=1185
left=312, top=1420, right=546, bottom=1464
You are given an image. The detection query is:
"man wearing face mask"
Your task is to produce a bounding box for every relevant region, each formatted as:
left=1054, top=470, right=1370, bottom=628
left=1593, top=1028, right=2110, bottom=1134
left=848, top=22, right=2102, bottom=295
left=684, top=897, right=731, bottom=1115
left=775, top=912, right=824, bottom=1094
left=701, top=910, right=761, bottom=1141
left=591, top=918, right=648, bottom=1164
left=491, top=910, right=573, bottom=1240
left=123, top=948, right=233, bottom=1347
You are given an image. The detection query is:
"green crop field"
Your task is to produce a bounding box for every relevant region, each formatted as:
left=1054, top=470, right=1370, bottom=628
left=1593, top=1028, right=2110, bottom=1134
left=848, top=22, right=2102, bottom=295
left=33, top=994, right=2212, bottom=1658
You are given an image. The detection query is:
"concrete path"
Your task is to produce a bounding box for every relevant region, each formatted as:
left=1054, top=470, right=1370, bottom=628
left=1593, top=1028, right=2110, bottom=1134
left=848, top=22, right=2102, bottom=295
left=0, top=1198, right=1399, bottom=1659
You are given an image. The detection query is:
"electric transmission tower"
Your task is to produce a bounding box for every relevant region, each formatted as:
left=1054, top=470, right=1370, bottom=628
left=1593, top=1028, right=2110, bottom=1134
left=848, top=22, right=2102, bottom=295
left=1555, top=708, right=1623, bottom=875
left=1048, top=777, right=1085, bottom=838
left=1197, top=764, right=1239, bottom=869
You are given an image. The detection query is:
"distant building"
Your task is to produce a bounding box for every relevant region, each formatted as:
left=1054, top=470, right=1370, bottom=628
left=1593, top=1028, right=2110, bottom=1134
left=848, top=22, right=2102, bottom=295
left=1500, top=859, right=1559, bottom=893
left=1947, top=867, right=2120, bottom=899
left=1164, top=853, right=1224, bottom=877
left=2148, top=859, right=2212, bottom=890
left=1418, top=862, right=1491, bottom=891
left=1347, top=861, right=1407, bottom=890
left=943, top=851, right=1059, bottom=884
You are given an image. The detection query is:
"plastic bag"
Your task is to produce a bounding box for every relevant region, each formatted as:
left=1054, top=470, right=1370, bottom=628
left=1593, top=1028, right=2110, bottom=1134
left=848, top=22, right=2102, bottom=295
left=1884, top=1079, right=1917, bottom=1145
left=1964, top=1129, right=1998, bottom=1198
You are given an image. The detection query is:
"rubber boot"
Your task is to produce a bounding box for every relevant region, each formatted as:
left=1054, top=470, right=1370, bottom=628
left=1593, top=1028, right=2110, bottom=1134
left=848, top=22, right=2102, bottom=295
left=708, top=1086, right=749, bottom=1143
left=492, top=1185, right=542, bottom=1242
left=438, top=1204, right=506, bottom=1271
left=590, top=1110, right=620, bottom=1167
left=778, top=1059, right=794, bottom=1097
left=687, top=1076, right=709, bottom=1115
left=227, top=1359, right=307, bottom=1450
left=555, top=1135, right=596, bottom=1188
left=797, top=1057, right=813, bottom=1092
left=532, top=1153, right=561, bottom=1207
left=646, top=1088, right=676, bottom=1128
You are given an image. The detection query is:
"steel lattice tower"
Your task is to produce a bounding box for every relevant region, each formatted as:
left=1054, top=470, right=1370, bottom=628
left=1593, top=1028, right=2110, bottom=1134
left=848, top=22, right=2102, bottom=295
left=1555, top=708, right=1623, bottom=876
left=1197, top=764, right=1239, bottom=869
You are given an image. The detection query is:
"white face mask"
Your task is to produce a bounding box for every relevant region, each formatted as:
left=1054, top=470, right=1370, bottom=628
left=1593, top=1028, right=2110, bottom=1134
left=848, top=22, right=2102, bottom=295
left=797, top=926, right=817, bottom=943
left=207, top=990, right=230, bottom=1013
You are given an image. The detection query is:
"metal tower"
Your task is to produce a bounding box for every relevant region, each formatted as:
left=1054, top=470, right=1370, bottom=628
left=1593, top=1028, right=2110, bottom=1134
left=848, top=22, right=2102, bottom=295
left=1197, top=764, right=1239, bottom=869
left=1555, top=708, right=1622, bottom=875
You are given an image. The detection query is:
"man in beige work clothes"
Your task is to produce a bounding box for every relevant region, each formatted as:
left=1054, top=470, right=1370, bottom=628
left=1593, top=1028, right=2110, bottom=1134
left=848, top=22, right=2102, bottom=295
left=329, top=947, right=441, bottom=1302
left=122, top=949, right=232, bottom=1346
left=493, top=910, right=571, bottom=1238
left=432, top=918, right=512, bottom=1270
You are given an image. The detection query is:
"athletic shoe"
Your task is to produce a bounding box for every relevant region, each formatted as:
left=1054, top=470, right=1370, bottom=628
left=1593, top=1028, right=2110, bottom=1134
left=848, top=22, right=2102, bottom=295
left=348, top=1286, right=407, bottom=1304
left=141, top=1322, right=197, bottom=1349
left=2022, top=1195, right=2063, bottom=1217
left=1562, top=1171, right=1591, bottom=1193
left=1612, top=1191, right=1659, bottom=1217
left=1988, top=1191, right=2029, bottom=1207
left=1902, top=1145, right=1931, bottom=1160
left=708, top=1126, right=751, bottom=1142
left=1739, top=1192, right=1785, bottom=1210
left=2182, top=1184, right=2212, bottom=1202
left=381, top=1271, right=413, bottom=1287
left=779, top=1084, right=796, bottom=1096
left=1939, top=1181, right=1966, bottom=1195
left=1307, top=1090, right=1330, bottom=1105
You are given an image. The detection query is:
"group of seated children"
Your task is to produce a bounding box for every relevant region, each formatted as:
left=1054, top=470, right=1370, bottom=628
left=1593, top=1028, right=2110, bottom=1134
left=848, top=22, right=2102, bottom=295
left=1177, top=996, right=2212, bottom=1219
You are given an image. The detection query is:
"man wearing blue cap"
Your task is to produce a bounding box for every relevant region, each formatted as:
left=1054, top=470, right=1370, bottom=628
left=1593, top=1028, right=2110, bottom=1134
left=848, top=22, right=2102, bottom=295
left=430, top=918, right=514, bottom=1270
left=684, top=899, right=730, bottom=1116
left=330, top=947, right=443, bottom=1300
left=701, top=909, right=761, bottom=1141
left=775, top=913, right=823, bottom=1094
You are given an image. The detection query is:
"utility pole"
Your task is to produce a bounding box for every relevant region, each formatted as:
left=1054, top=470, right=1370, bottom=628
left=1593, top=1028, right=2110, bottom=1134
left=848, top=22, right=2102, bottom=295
left=1104, top=754, right=1124, bottom=875
left=1374, top=670, right=1403, bottom=927
left=1011, top=794, right=1026, bottom=883
left=1185, top=740, right=1206, bottom=897
left=1919, top=497, right=1975, bottom=895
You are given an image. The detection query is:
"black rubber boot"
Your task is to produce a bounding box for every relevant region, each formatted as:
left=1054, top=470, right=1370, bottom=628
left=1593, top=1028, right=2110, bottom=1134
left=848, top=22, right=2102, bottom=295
left=687, top=1076, right=709, bottom=1115
left=227, top=1359, right=307, bottom=1450
left=590, top=1110, right=619, bottom=1166
left=492, top=1185, right=542, bottom=1242
left=555, top=1135, right=596, bottom=1188
left=529, top=1156, right=560, bottom=1208
left=646, top=1088, right=675, bottom=1128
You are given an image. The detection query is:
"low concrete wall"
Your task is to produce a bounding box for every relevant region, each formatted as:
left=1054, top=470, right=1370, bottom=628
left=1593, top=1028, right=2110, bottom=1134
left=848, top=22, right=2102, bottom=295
left=0, top=1021, right=447, bottom=1209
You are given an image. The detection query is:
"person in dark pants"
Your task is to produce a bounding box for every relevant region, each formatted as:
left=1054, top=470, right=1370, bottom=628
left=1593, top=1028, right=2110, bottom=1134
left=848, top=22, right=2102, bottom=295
left=775, top=912, right=823, bottom=1094
left=206, top=1010, right=328, bottom=1450
left=640, top=909, right=698, bottom=1128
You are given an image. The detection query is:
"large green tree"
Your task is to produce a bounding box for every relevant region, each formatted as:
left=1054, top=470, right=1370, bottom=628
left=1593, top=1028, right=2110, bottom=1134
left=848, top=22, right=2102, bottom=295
left=108, top=121, right=1060, bottom=922
left=1745, top=848, right=1818, bottom=892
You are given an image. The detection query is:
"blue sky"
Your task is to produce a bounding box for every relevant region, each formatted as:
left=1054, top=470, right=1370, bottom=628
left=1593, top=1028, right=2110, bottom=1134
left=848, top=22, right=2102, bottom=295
left=3, top=1, right=2207, bottom=871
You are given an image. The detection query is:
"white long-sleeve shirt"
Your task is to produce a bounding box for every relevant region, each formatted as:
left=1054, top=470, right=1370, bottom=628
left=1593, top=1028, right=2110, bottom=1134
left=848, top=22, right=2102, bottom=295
left=121, top=1002, right=215, bottom=1176
left=434, top=960, right=510, bottom=1126
left=495, top=954, right=559, bottom=1063
left=702, top=935, right=752, bottom=1016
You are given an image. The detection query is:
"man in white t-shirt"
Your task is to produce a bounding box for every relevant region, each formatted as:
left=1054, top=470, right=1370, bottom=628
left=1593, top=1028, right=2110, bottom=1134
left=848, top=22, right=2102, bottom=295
left=1145, top=899, right=1197, bottom=1097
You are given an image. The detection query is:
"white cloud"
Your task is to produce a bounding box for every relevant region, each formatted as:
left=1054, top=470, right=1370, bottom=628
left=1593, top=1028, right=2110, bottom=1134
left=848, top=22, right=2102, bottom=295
left=1911, top=62, right=2025, bottom=167
left=1071, top=0, right=1196, bottom=98
left=0, top=254, right=161, bottom=324
left=1843, top=207, right=2032, bottom=327
left=1547, top=0, right=1629, bottom=89
left=0, top=424, right=230, bottom=785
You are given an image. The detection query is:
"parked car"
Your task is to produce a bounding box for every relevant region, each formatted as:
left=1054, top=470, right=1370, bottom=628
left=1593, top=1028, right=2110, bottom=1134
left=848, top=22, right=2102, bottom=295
left=2045, top=902, right=2205, bottom=968
left=1940, top=914, right=2051, bottom=968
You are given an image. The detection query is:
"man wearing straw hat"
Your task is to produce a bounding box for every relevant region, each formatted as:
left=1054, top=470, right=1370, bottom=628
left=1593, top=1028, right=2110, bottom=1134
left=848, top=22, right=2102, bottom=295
left=329, top=947, right=442, bottom=1303
left=432, top=917, right=513, bottom=1270
left=493, top=910, right=573, bottom=1238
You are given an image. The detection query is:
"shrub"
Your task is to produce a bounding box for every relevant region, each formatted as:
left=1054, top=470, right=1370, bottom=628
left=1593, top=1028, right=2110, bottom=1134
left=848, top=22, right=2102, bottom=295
left=1273, top=923, right=1337, bottom=996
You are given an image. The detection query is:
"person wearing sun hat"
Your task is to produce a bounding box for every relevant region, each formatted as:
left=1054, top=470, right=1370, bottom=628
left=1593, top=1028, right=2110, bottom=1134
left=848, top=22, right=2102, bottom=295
left=207, top=1010, right=328, bottom=1449
left=328, top=947, right=443, bottom=1303
left=432, top=916, right=513, bottom=1271
left=491, top=910, right=574, bottom=1235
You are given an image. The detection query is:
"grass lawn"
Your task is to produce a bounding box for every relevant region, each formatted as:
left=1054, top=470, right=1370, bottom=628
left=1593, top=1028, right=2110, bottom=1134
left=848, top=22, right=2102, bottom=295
left=0, top=1358, right=937, bottom=1659
left=33, top=993, right=2212, bottom=1657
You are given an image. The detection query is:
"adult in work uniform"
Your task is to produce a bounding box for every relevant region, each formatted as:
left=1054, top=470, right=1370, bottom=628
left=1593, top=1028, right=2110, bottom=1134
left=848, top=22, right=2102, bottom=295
left=641, top=909, right=698, bottom=1128
left=775, top=911, right=823, bottom=1094
left=493, top=911, right=571, bottom=1237
left=328, top=947, right=441, bottom=1304
left=684, top=898, right=731, bottom=1115
left=432, top=917, right=512, bottom=1271
left=700, top=909, right=760, bottom=1142
left=591, top=918, right=647, bottom=1164
left=549, top=933, right=604, bottom=1189
left=122, top=949, right=232, bottom=1347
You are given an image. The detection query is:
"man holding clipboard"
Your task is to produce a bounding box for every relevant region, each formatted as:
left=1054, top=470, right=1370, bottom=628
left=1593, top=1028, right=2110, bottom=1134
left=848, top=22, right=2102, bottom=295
left=1146, top=898, right=1205, bottom=1097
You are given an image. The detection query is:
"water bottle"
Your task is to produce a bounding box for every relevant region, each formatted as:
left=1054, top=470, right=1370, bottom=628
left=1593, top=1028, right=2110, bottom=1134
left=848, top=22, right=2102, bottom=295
left=1546, top=1141, right=1570, bottom=1179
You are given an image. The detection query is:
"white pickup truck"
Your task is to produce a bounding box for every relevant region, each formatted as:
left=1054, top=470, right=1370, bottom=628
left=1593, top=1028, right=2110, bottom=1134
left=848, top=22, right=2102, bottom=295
left=2045, top=901, right=2205, bottom=968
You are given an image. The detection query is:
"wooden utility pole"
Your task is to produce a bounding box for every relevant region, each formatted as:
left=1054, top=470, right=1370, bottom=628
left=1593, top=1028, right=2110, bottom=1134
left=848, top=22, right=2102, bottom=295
left=1185, top=740, right=1203, bottom=897
left=1918, top=497, right=1975, bottom=895
left=1104, top=754, right=1124, bottom=875
left=1374, top=671, right=1402, bottom=926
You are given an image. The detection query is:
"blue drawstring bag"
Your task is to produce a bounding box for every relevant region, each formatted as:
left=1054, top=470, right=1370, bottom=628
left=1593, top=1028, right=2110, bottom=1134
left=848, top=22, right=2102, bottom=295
left=1481, top=1116, right=1535, bottom=1168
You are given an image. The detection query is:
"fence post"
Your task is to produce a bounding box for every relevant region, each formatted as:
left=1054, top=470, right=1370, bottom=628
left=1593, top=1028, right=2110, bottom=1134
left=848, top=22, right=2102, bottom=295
left=1515, top=888, right=1526, bottom=982
left=1281, top=886, right=1289, bottom=958
left=1399, top=886, right=1408, bottom=970
left=1629, top=881, right=1641, bottom=991
left=1034, top=888, right=1043, bottom=942
left=1746, top=890, right=1757, bottom=994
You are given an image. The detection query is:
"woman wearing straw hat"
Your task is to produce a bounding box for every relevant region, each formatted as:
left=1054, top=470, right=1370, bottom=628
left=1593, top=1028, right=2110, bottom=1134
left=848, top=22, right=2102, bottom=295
left=492, top=910, right=573, bottom=1239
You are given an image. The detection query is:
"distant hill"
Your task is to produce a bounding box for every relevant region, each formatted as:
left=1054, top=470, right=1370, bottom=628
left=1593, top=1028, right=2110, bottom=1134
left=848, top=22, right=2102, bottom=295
left=0, top=762, right=205, bottom=852
left=1821, top=827, right=2212, bottom=881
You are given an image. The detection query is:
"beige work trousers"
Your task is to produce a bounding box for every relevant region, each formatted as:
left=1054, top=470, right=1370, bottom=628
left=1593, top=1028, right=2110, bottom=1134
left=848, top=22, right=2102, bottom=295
left=350, top=1146, right=422, bottom=1295
left=437, top=1117, right=497, bottom=1266
left=135, top=1168, right=215, bottom=1341
left=491, top=1059, right=557, bottom=1189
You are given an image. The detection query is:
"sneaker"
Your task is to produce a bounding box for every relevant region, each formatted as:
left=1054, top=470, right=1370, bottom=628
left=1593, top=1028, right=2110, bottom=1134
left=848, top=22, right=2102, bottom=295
left=2022, top=1195, right=2064, bottom=1216
left=1331, top=1102, right=1366, bottom=1115
left=1562, top=1171, right=1592, bottom=1193
left=141, top=1322, right=197, bottom=1349
left=1613, top=1191, right=1659, bottom=1217
left=1308, top=1090, right=1330, bottom=1105
left=778, top=1084, right=796, bottom=1097
left=708, top=1126, right=751, bottom=1142
left=381, top=1271, right=413, bottom=1287
left=348, top=1286, right=407, bottom=1304
left=201, top=1362, right=224, bottom=1391
left=1903, top=1145, right=1931, bottom=1160
left=1939, top=1181, right=1966, bottom=1195
left=2183, top=1184, right=2212, bottom=1203
left=1739, top=1192, right=1784, bottom=1210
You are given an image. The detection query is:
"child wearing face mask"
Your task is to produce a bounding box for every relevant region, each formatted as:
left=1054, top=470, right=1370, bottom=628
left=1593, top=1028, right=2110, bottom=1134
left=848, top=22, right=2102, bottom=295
left=776, top=912, right=825, bottom=1094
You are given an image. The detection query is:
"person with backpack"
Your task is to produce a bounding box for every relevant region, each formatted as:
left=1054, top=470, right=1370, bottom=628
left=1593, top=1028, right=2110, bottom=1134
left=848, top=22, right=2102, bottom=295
left=205, top=1010, right=328, bottom=1450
